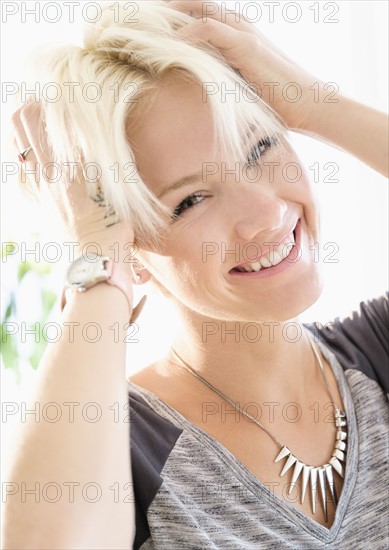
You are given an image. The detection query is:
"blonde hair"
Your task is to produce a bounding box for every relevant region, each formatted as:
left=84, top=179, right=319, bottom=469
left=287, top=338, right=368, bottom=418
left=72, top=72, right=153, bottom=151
left=21, top=1, right=286, bottom=248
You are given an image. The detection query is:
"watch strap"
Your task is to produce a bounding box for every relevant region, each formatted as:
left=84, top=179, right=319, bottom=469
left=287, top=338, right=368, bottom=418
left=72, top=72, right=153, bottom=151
left=104, top=258, right=134, bottom=311
left=61, top=258, right=134, bottom=322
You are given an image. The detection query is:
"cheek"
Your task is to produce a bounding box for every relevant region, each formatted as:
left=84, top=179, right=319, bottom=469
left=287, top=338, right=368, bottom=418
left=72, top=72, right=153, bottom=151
left=140, top=249, right=200, bottom=298
left=143, top=219, right=212, bottom=274
left=143, top=242, right=223, bottom=314
left=288, top=175, right=317, bottom=215
left=294, top=171, right=320, bottom=239
left=277, top=157, right=319, bottom=236
left=277, top=149, right=314, bottom=197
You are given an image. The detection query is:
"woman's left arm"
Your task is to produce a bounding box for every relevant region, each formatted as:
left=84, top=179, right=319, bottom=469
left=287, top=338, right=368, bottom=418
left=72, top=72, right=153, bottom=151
left=169, top=0, right=388, bottom=177
left=301, top=92, right=388, bottom=178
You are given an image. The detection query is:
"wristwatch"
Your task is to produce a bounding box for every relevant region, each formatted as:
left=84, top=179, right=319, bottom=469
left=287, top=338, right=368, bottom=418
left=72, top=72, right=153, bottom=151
left=60, top=254, right=134, bottom=318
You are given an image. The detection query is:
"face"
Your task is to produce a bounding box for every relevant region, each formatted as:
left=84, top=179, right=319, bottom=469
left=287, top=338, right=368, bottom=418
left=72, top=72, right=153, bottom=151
left=127, top=77, right=323, bottom=323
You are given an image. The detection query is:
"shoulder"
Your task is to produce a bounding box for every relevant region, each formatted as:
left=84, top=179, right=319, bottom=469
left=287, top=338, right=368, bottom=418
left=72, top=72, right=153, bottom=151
left=127, top=378, right=183, bottom=549
left=304, top=293, right=389, bottom=394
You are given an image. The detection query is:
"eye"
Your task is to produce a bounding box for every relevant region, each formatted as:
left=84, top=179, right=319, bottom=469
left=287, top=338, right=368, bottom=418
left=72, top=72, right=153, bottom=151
left=172, top=192, right=205, bottom=219
left=246, top=136, right=279, bottom=167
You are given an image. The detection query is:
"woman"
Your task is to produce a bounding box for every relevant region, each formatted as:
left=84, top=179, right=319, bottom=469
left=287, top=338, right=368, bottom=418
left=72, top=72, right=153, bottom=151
left=4, top=1, right=388, bottom=548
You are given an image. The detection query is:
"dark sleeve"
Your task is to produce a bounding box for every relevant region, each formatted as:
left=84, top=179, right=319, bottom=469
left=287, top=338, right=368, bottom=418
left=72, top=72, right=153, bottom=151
left=304, top=293, right=389, bottom=394
left=128, top=388, right=183, bottom=549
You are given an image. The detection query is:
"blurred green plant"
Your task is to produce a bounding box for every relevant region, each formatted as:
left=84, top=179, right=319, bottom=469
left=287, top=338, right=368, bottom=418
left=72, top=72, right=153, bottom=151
left=1, top=241, right=57, bottom=382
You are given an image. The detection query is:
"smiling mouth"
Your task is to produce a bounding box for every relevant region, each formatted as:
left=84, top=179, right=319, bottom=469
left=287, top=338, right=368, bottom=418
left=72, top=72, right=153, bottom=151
left=229, top=220, right=300, bottom=274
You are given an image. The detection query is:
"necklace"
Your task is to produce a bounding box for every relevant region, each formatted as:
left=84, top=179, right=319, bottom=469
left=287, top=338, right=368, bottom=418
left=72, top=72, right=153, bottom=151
left=170, top=329, right=347, bottom=522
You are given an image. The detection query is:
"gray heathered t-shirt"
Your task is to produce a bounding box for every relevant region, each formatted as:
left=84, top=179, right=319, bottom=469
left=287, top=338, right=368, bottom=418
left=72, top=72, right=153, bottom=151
left=127, top=294, right=388, bottom=549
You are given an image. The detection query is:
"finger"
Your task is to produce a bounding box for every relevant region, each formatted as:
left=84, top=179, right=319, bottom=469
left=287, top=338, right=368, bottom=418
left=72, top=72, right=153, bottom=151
left=12, top=109, right=37, bottom=165
left=16, top=102, right=56, bottom=184
left=173, top=8, right=290, bottom=87
left=14, top=138, right=37, bottom=166
left=168, top=1, right=224, bottom=22
left=168, top=1, right=281, bottom=55
left=177, top=17, right=253, bottom=71
left=19, top=103, right=52, bottom=168
left=167, top=1, right=250, bottom=29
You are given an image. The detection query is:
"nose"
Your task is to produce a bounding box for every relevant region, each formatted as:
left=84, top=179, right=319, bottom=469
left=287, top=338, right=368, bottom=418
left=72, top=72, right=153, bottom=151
left=231, top=184, right=289, bottom=242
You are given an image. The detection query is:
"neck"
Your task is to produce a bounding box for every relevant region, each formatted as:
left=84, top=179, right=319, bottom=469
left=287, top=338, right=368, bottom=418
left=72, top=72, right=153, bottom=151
left=169, top=307, right=320, bottom=406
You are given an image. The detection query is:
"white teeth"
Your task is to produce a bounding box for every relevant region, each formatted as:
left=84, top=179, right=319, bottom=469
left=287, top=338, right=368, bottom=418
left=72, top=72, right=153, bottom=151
left=278, top=231, right=295, bottom=259
left=282, top=242, right=294, bottom=257
left=275, top=245, right=284, bottom=258
left=271, top=251, right=282, bottom=266
left=234, top=227, right=296, bottom=273
left=260, top=256, right=272, bottom=268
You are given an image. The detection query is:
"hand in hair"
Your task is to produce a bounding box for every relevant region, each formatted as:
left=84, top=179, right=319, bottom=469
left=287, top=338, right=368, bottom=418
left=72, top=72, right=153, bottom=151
left=167, top=0, right=324, bottom=132
left=12, top=101, right=136, bottom=264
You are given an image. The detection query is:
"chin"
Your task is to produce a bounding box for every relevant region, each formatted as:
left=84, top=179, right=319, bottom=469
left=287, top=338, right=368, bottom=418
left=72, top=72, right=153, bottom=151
left=254, top=274, right=325, bottom=323
left=226, top=268, right=325, bottom=323
left=175, top=265, right=325, bottom=324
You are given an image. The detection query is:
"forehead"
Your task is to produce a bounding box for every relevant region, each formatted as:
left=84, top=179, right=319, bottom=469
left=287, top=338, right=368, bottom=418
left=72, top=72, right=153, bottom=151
left=127, top=77, right=215, bottom=196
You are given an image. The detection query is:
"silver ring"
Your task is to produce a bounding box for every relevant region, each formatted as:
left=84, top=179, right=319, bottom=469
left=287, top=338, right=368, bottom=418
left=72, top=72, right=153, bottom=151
left=18, top=145, right=33, bottom=163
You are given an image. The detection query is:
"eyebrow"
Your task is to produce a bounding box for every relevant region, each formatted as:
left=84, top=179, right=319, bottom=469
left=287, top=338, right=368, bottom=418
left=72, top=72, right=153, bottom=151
left=156, top=127, right=262, bottom=200
left=157, top=171, right=204, bottom=199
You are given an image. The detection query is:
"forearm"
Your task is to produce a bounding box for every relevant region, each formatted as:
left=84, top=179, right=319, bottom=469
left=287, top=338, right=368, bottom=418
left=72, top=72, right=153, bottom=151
left=2, top=284, right=134, bottom=550
left=300, top=89, right=389, bottom=177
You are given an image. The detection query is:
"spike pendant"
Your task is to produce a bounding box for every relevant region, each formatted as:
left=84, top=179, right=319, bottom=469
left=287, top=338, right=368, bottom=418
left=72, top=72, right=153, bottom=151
left=274, top=410, right=347, bottom=522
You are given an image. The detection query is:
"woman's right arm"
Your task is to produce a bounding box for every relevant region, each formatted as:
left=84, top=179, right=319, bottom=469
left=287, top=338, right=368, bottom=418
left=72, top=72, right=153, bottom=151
left=3, top=102, right=137, bottom=549
left=3, top=283, right=135, bottom=550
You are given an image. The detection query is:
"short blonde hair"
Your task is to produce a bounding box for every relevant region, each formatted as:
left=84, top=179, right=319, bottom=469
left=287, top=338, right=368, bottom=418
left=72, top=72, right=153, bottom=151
left=21, top=1, right=286, bottom=248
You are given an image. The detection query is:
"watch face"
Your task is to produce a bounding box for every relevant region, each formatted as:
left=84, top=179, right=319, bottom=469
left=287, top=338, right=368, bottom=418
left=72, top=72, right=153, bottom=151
left=68, top=255, right=100, bottom=285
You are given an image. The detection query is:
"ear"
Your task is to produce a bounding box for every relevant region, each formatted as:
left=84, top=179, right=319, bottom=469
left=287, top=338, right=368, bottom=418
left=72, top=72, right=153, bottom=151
left=130, top=262, right=152, bottom=286
left=131, top=255, right=173, bottom=297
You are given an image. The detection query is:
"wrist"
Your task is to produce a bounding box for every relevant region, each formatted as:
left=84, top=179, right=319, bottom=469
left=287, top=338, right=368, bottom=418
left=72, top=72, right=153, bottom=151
left=61, top=254, right=135, bottom=322
left=62, top=282, right=132, bottom=325
left=296, top=82, right=343, bottom=135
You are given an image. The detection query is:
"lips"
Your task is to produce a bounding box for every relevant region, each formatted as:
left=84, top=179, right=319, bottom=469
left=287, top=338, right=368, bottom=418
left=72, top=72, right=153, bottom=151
left=229, top=219, right=300, bottom=274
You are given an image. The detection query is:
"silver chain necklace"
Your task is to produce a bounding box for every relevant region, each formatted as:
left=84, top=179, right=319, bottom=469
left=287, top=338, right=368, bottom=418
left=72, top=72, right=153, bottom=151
left=170, top=328, right=347, bottom=522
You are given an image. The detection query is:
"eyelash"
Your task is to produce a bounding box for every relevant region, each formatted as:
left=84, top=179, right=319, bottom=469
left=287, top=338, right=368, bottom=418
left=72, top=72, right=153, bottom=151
left=245, top=136, right=279, bottom=167
left=172, top=136, right=279, bottom=219
left=172, top=192, right=204, bottom=219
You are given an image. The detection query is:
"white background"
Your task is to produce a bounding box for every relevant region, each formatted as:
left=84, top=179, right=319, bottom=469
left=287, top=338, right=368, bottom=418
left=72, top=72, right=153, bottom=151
left=1, top=1, right=388, bottom=468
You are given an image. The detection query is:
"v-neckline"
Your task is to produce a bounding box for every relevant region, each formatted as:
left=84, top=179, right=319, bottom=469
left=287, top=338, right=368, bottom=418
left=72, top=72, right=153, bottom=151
left=128, top=336, right=358, bottom=543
